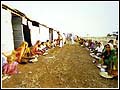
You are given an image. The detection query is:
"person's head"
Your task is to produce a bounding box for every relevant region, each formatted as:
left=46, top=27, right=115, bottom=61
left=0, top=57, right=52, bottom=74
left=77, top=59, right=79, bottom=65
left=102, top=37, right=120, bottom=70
left=57, top=31, right=60, bottom=34
left=7, top=55, right=15, bottom=64
left=104, top=45, right=107, bottom=48
left=95, top=41, right=98, bottom=44
left=106, top=44, right=111, bottom=51
left=54, top=39, right=56, bottom=41
left=51, top=40, right=53, bottom=43
left=46, top=40, right=49, bottom=42
left=97, top=42, right=101, bottom=47
left=38, top=44, right=41, bottom=47
left=36, top=40, right=41, bottom=44
left=41, top=42, right=44, bottom=45
left=113, top=45, right=117, bottom=50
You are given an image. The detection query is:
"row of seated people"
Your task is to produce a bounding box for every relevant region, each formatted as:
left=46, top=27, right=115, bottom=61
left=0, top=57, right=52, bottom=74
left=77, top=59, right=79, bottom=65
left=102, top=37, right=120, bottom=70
left=2, top=39, right=60, bottom=77
left=79, top=38, right=118, bottom=78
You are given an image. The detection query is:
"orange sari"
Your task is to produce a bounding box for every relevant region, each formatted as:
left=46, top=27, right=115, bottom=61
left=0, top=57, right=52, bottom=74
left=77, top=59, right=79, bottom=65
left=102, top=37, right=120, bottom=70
left=15, top=47, right=26, bottom=63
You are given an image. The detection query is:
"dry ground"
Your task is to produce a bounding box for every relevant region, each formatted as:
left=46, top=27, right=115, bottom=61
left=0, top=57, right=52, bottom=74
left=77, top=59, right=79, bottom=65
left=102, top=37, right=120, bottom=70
left=2, top=43, right=118, bottom=88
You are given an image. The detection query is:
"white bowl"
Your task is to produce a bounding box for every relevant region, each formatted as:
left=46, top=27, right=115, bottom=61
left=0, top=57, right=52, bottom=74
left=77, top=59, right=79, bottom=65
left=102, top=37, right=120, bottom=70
left=100, top=68, right=105, bottom=72
left=102, top=65, right=107, bottom=68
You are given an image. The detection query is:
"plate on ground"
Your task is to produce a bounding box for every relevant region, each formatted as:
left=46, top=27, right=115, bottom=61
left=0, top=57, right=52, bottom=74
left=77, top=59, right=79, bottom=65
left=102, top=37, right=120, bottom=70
left=99, top=72, right=113, bottom=79
left=96, top=64, right=102, bottom=68
left=102, top=65, right=107, bottom=69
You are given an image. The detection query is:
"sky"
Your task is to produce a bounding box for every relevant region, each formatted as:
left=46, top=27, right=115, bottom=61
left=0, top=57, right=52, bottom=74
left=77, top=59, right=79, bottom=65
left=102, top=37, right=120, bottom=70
left=1, top=1, right=119, bottom=37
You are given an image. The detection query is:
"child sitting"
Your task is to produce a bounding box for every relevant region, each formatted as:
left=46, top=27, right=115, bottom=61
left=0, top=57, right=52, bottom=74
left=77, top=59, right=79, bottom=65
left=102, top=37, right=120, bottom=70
left=2, top=54, right=18, bottom=75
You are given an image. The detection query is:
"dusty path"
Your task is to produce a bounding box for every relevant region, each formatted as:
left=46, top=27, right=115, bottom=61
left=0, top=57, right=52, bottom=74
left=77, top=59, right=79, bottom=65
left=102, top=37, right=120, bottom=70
left=2, top=44, right=118, bottom=88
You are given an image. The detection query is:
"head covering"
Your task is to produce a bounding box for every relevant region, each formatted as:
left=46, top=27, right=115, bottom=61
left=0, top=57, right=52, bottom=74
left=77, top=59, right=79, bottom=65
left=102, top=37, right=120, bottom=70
left=107, top=43, right=114, bottom=50
left=7, top=54, right=16, bottom=64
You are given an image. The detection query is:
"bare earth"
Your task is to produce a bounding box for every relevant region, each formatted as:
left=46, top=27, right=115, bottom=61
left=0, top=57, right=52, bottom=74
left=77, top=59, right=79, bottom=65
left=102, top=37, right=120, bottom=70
left=2, top=43, right=118, bottom=88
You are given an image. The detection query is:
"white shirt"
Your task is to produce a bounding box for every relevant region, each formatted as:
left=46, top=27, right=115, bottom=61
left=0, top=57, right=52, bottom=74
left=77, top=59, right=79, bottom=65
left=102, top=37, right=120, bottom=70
left=95, top=46, right=104, bottom=52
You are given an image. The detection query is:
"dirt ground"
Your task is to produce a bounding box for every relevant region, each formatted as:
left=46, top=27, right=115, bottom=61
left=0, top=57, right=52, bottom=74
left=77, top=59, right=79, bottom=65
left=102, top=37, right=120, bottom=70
left=2, top=43, right=118, bottom=88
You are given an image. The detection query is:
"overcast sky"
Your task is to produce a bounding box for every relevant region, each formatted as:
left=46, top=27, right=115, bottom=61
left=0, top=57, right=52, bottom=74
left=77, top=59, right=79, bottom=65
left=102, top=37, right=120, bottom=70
left=1, top=1, right=119, bottom=37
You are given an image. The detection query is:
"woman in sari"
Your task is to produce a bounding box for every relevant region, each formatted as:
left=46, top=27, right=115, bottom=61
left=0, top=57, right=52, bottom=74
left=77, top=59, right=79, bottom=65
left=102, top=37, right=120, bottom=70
left=2, top=41, right=30, bottom=64
left=31, top=40, right=43, bottom=55
left=101, top=43, right=117, bottom=76
left=15, top=41, right=30, bottom=63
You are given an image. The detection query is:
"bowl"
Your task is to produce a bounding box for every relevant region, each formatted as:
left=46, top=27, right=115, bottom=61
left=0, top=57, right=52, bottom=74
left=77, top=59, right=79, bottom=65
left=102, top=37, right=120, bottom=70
left=100, top=68, right=105, bottom=72
left=102, top=65, right=107, bottom=68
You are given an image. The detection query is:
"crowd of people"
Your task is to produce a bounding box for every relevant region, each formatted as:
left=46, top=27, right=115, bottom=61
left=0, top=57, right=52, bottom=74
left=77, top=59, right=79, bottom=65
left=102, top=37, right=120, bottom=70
left=2, top=34, right=118, bottom=80
left=2, top=35, right=67, bottom=80
left=78, top=37, right=118, bottom=78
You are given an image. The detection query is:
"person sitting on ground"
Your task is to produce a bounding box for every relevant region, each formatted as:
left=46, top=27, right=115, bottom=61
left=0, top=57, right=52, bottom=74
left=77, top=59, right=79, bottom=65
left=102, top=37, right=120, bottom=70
left=79, top=38, right=84, bottom=45
left=108, top=39, right=114, bottom=49
left=100, top=43, right=116, bottom=75
left=109, top=44, right=118, bottom=77
left=37, top=42, right=46, bottom=55
left=15, top=41, right=30, bottom=63
left=93, top=44, right=107, bottom=65
left=2, top=54, right=18, bottom=75
left=89, top=41, right=95, bottom=52
left=31, top=40, right=43, bottom=55
left=3, top=41, right=31, bottom=64
left=94, top=42, right=104, bottom=57
left=84, top=40, right=89, bottom=48
left=39, top=42, right=47, bottom=52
